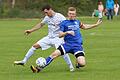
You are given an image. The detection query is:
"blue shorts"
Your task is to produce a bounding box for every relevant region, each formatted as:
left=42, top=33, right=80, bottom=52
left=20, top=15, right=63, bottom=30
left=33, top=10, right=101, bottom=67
left=57, top=43, right=85, bottom=58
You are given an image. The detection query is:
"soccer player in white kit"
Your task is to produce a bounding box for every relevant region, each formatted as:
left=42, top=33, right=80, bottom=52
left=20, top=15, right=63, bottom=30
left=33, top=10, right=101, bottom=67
left=14, top=4, right=74, bottom=71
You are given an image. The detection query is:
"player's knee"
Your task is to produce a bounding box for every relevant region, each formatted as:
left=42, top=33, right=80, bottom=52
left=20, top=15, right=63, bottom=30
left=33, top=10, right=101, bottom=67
left=33, top=43, right=41, bottom=49
left=76, top=55, right=86, bottom=67
left=78, top=60, right=86, bottom=67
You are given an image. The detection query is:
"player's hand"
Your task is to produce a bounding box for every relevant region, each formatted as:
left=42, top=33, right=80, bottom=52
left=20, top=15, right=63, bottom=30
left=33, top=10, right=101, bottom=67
left=96, top=19, right=102, bottom=25
left=24, top=30, right=32, bottom=35
left=66, top=31, right=75, bottom=36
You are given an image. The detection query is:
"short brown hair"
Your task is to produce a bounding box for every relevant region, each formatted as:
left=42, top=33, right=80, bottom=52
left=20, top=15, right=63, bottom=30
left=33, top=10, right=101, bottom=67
left=42, top=4, right=52, bottom=11
left=68, top=7, right=76, bottom=11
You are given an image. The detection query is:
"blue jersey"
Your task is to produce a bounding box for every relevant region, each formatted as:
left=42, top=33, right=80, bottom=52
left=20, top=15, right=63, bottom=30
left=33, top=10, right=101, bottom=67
left=60, top=20, right=83, bottom=46
left=106, top=0, right=114, bottom=10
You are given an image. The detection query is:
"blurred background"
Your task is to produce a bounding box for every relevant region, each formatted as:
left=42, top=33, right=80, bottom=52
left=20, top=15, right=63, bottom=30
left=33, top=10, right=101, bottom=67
left=0, top=0, right=119, bottom=18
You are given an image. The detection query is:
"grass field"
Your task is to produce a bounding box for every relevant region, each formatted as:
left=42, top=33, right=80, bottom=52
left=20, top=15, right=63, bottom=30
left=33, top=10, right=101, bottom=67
left=0, top=16, right=120, bottom=80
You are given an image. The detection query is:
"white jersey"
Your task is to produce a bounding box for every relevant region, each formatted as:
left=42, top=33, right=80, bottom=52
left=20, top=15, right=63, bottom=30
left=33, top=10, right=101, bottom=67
left=41, top=13, right=66, bottom=38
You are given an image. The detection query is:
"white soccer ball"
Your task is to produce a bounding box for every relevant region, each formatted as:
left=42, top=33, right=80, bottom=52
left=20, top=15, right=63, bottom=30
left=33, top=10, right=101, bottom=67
left=36, top=57, right=46, bottom=67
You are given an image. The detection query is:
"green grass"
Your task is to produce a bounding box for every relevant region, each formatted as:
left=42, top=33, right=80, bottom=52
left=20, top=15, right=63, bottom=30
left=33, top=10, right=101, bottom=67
left=0, top=17, right=120, bottom=80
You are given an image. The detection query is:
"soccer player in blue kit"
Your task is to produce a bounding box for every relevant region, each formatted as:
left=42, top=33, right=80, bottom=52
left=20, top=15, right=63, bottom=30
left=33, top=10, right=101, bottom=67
left=31, top=7, right=102, bottom=72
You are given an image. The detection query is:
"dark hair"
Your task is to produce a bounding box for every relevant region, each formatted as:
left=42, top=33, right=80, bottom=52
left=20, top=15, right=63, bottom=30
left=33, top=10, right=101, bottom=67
left=42, top=4, right=52, bottom=11
left=68, top=7, right=76, bottom=11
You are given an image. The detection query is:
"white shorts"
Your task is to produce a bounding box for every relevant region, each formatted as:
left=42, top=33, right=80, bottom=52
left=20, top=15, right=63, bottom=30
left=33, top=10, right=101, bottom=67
left=37, top=36, right=64, bottom=50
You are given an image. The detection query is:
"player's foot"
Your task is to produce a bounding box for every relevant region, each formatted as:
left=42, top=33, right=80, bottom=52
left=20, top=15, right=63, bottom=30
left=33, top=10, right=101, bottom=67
left=30, top=65, right=42, bottom=73
left=70, top=67, right=75, bottom=72
left=14, top=60, right=25, bottom=66
left=69, top=64, right=75, bottom=72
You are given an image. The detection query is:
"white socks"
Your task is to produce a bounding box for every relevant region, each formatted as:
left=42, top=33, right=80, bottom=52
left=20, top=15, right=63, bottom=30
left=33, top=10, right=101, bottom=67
left=22, top=46, right=74, bottom=69
left=22, top=46, right=36, bottom=63
left=62, top=54, right=74, bottom=69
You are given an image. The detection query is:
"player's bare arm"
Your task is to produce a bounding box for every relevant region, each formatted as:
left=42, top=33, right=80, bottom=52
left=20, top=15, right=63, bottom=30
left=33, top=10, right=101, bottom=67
left=80, top=19, right=102, bottom=30
left=24, top=22, right=45, bottom=35
left=59, top=31, right=75, bottom=38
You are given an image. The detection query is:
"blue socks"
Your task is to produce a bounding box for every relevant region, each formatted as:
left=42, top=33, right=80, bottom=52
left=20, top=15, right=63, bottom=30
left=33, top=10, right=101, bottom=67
left=44, top=56, right=53, bottom=67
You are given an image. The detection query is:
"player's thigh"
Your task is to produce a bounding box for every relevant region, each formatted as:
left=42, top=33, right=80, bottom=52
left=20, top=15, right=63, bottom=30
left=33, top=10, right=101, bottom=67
left=36, top=36, right=51, bottom=50
left=73, top=46, right=86, bottom=66
left=51, top=50, right=61, bottom=59
left=33, top=43, right=41, bottom=49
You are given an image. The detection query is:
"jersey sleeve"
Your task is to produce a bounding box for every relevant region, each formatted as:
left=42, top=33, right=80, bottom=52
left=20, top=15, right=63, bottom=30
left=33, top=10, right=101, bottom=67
left=59, top=21, right=65, bottom=32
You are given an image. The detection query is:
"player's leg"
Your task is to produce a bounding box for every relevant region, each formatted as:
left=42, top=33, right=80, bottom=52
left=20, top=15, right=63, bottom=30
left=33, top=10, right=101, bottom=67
left=30, top=44, right=69, bottom=73
left=14, top=36, right=51, bottom=65
left=74, top=52, right=86, bottom=68
left=73, top=44, right=85, bottom=68
left=76, top=56, right=86, bottom=67
left=45, top=50, right=61, bottom=66
left=14, top=43, right=40, bottom=65
left=23, top=43, right=40, bottom=63
left=44, top=45, right=71, bottom=69
left=30, top=49, right=61, bottom=73
left=62, top=54, right=74, bottom=71
left=54, top=38, right=74, bottom=71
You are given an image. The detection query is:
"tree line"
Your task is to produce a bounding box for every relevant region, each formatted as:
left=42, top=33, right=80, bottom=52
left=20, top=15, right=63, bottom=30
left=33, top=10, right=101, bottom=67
left=0, top=0, right=119, bottom=18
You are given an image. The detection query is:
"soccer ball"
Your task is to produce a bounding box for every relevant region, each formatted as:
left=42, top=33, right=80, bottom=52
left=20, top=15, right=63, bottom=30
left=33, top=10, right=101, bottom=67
left=36, top=57, right=46, bottom=67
